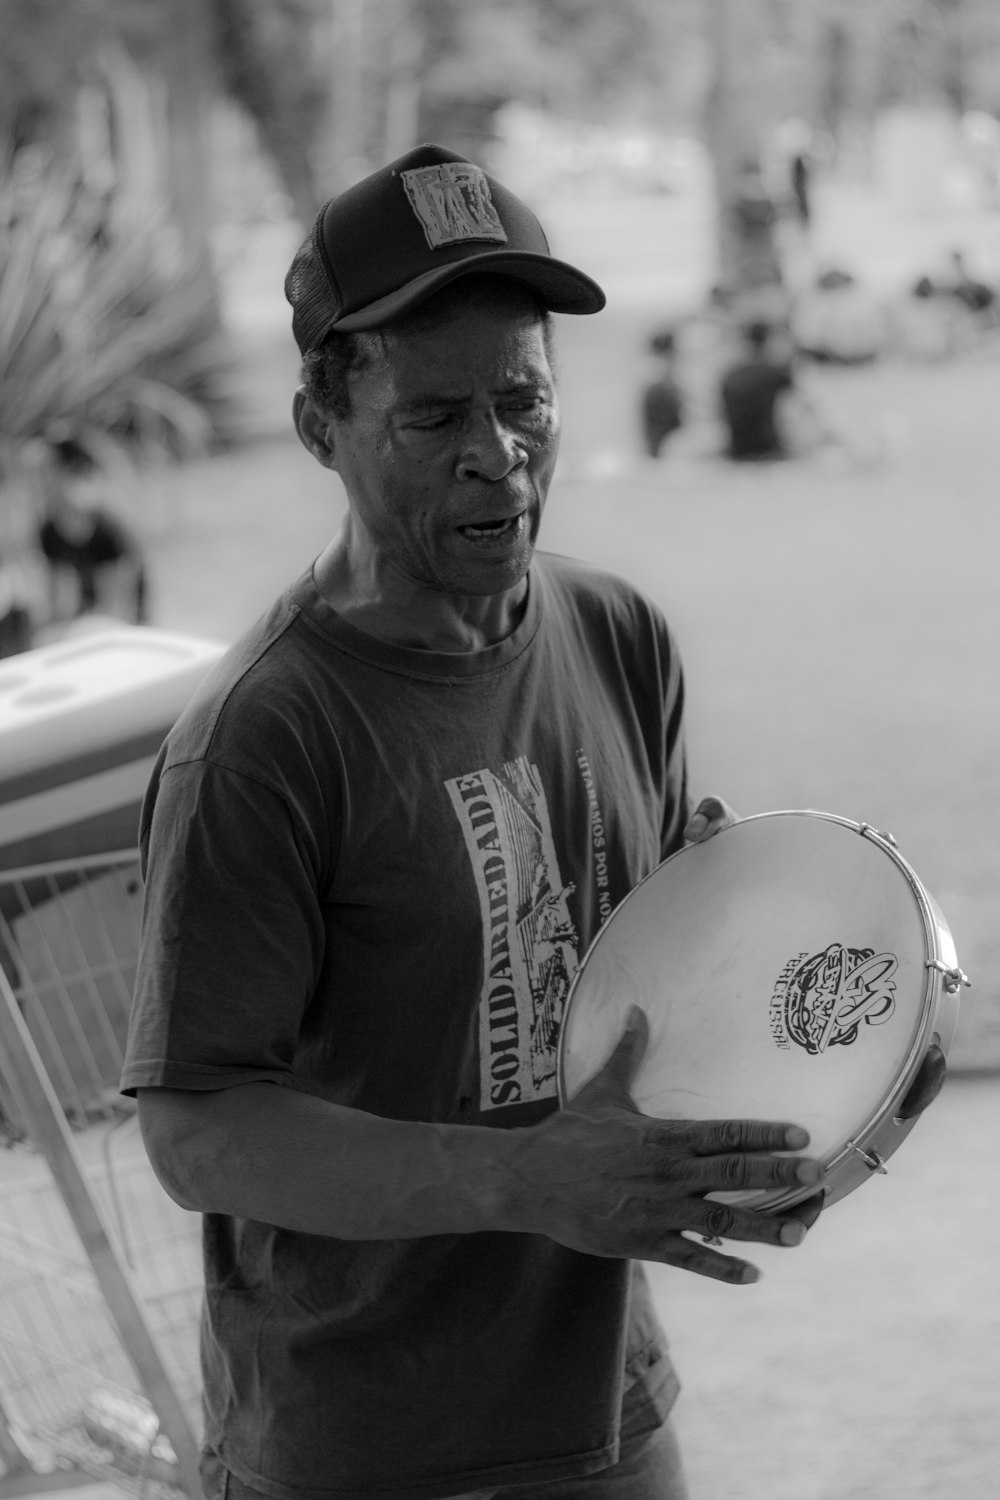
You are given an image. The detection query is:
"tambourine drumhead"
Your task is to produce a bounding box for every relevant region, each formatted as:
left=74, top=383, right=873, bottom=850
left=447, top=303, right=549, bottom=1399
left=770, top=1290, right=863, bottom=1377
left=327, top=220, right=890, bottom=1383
left=557, top=811, right=963, bottom=1212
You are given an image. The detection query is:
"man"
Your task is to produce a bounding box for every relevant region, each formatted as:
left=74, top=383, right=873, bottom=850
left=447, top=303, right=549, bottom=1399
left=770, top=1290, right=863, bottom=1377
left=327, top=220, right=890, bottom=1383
left=123, top=146, right=938, bottom=1500
left=717, top=318, right=794, bottom=462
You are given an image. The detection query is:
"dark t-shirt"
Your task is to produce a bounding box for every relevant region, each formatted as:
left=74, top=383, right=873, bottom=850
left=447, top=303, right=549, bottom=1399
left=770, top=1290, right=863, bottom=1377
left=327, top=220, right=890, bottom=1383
left=719, top=357, right=793, bottom=458
left=122, top=552, right=690, bottom=1500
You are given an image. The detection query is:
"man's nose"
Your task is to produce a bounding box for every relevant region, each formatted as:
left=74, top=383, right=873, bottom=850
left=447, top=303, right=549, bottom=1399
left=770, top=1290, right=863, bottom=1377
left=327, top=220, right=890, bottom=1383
left=456, top=412, right=527, bottom=482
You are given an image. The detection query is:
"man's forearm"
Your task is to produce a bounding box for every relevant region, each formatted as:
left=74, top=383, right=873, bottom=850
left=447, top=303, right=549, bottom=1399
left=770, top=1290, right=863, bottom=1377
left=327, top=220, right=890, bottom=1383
left=138, top=1082, right=520, bottom=1239
left=137, top=1021, right=829, bottom=1282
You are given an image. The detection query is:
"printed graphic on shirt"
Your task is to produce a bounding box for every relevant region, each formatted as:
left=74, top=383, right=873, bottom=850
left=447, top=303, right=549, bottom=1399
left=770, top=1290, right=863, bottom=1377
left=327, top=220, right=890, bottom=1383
left=446, top=757, right=579, bottom=1111
left=768, top=943, right=898, bottom=1055
left=576, top=749, right=613, bottom=925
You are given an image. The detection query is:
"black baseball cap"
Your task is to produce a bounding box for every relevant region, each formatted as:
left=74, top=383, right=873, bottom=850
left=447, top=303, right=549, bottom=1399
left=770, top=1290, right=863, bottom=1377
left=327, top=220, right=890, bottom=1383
left=285, top=143, right=606, bottom=353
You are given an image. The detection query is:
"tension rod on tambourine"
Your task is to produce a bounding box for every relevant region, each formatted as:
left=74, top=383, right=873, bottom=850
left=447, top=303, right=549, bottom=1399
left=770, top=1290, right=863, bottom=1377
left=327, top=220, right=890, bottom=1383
left=849, top=1142, right=888, bottom=1175
left=925, top=959, right=971, bottom=993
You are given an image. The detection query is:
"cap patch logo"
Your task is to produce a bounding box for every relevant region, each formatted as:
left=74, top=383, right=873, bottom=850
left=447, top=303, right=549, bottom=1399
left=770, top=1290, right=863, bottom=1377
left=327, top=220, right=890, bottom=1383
left=401, top=163, right=508, bottom=250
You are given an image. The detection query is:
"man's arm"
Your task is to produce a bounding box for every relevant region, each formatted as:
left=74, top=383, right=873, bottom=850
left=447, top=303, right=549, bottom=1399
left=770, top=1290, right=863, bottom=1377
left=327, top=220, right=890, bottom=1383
left=138, top=1008, right=824, bottom=1287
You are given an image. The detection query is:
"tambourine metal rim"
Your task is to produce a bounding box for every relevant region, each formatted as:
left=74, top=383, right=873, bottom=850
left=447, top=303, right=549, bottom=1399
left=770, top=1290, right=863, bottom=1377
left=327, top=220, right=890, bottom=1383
left=557, top=809, right=963, bottom=1212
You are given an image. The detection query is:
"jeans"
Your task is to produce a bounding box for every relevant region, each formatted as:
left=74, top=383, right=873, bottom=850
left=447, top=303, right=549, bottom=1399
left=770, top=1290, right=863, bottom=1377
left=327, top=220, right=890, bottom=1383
left=446, top=1416, right=688, bottom=1500
left=203, top=1417, right=688, bottom=1500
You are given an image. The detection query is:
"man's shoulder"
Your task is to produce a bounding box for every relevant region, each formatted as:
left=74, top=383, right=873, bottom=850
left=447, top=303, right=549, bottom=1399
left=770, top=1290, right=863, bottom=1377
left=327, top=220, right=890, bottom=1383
left=534, top=551, right=674, bottom=650
left=539, top=549, right=665, bottom=618
left=160, top=580, right=317, bottom=768
left=535, top=550, right=651, bottom=609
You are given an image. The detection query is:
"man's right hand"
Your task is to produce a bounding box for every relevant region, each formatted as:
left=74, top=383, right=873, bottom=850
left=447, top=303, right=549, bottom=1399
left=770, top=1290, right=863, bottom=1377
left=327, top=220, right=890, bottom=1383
left=504, top=1007, right=824, bottom=1284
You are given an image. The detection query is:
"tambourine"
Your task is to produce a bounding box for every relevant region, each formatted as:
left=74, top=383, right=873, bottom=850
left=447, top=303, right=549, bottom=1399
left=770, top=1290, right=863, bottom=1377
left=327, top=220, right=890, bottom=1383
left=557, top=811, right=968, bottom=1211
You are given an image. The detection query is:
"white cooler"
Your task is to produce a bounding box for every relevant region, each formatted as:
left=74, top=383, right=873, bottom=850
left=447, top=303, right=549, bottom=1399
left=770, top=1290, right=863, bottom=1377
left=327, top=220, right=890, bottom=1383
left=0, top=626, right=228, bottom=872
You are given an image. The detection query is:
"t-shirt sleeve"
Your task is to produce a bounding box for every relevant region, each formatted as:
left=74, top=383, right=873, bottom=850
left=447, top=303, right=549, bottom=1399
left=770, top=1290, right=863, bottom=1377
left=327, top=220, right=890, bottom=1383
left=121, top=757, right=329, bottom=1095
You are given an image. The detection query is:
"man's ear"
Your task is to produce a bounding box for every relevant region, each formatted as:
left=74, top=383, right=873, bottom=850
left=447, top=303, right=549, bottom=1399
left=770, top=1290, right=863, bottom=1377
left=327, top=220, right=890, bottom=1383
left=293, top=388, right=338, bottom=470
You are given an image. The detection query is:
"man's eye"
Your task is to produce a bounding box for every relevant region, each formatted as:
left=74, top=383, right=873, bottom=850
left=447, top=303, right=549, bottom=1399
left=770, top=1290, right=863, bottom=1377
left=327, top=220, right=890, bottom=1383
left=410, top=415, right=455, bottom=432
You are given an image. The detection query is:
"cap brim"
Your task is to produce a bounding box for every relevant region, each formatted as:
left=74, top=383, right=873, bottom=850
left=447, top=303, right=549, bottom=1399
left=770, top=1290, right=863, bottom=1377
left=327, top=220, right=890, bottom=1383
left=332, top=252, right=606, bottom=332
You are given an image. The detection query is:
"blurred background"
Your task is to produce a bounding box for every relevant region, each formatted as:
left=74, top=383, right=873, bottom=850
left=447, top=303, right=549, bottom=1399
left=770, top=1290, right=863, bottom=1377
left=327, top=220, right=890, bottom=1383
left=2, top=0, right=997, bottom=1057
left=0, top=4, right=998, bottom=1498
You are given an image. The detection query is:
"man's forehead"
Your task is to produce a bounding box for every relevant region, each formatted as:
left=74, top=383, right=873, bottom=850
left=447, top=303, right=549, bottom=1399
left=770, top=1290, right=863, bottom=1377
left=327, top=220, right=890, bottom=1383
left=366, top=299, right=553, bottom=390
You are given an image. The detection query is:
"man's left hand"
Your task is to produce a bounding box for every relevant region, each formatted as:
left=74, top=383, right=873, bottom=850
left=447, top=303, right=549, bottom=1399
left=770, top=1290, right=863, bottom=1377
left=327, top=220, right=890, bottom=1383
left=684, top=795, right=739, bottom=843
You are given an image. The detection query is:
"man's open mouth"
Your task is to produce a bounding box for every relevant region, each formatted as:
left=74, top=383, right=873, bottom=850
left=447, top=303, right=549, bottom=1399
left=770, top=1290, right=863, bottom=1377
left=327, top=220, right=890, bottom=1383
left=458, top=514, right=524, bottom=540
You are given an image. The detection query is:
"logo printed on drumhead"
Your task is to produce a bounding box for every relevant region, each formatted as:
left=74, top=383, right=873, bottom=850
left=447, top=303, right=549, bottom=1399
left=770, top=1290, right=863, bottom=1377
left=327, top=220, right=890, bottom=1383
left=769, top=943, right=898, bottom=1055
left=401, top=163, right=508, bottom=249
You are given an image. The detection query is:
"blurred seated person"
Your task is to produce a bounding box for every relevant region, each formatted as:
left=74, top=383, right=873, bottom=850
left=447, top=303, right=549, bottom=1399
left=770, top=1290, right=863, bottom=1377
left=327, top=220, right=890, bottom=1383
left=892, top=274, right=958, bottom=360
left=0, top=548, right=39, bottom=658
left=945, top=250, right=996, bottom=317
left=718, top=319, right=794, bottom=461
left=793, top=267, right=883, bottom=365
left=893, top=257, right=995, bottom=360
left=39, top=441, right=149, bottom=625
left=639, top=328, right=684, bottom=457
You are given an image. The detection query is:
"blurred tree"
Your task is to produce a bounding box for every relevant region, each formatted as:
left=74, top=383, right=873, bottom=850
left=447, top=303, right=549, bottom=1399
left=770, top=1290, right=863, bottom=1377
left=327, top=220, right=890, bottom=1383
left=210, top=0, right=328, bottom=220
left=0, top=0, right=238, bottom=558
left=878, top=0, right=959, bottom=109
left=353, top=0, right=704, bottom=167
left=819, top=17, right=852, bottom=140
left=0, top=0, right=116, bottom=152
left=4, top=0, right=998, bottom=304
left=0, top=0, right=221, bottom=306
left=799, top=0, right=1000, bottom=130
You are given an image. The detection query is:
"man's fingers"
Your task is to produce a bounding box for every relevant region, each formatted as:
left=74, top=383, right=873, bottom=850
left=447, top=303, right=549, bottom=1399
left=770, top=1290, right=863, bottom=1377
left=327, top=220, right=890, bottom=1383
left=654, top=1232, right=764, bottom=1285
left=896, top=1043, right=947, bottom=1120
left=691, top=1191, right=824, bottom=1248
left=647, top=1116, right=822, bottom=1198
left=676, top=1117, right=812, bottom=1158
left=783, top=1189, right=826, bottom=1232
left=687, top=1150, right=824, bottom=1195
left=684, top=794, right=738, bottom=843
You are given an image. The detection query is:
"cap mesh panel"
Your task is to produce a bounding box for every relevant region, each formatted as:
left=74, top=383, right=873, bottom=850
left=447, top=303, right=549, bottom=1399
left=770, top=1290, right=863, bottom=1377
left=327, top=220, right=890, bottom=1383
left=285, top=233, right=340, bottom=357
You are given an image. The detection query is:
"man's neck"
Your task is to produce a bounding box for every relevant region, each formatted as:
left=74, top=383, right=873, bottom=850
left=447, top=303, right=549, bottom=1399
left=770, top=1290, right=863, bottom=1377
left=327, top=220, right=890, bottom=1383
left=312, top=543, right=529, bottom=654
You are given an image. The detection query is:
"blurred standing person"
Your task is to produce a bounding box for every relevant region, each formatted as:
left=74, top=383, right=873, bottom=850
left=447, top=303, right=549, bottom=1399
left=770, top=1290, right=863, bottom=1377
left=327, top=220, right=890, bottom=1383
left=718, top=319, right=794, bottom=461
left=38, top=442, right=149, bottom=625
left=790, top=148, right=811, bottom=231
left=639, top=328, right=684, bottom=458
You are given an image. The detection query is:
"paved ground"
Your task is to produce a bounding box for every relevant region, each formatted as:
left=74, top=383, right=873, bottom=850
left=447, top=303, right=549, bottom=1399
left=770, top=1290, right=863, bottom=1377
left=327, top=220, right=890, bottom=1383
left=658, top=1073, right=999, bottom=1500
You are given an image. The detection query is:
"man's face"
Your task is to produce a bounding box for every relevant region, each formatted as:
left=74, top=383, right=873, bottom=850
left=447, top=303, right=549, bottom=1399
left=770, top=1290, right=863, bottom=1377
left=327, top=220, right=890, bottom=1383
left=320, top=283, right=560, bottom=600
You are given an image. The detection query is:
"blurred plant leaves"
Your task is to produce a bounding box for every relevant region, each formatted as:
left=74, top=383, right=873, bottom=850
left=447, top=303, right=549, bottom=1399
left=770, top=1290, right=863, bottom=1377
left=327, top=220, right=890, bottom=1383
left=0, top=160, right=237, bottom=472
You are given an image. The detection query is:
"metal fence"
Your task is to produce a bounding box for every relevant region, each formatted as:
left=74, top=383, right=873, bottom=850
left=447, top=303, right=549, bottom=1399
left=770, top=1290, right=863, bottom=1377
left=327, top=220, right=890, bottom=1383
left=0, top=853, right=203, bottom=1498
left=0, top=853, right=144, bottom=1135
left=0, top=1160, right=202, bottom=1497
